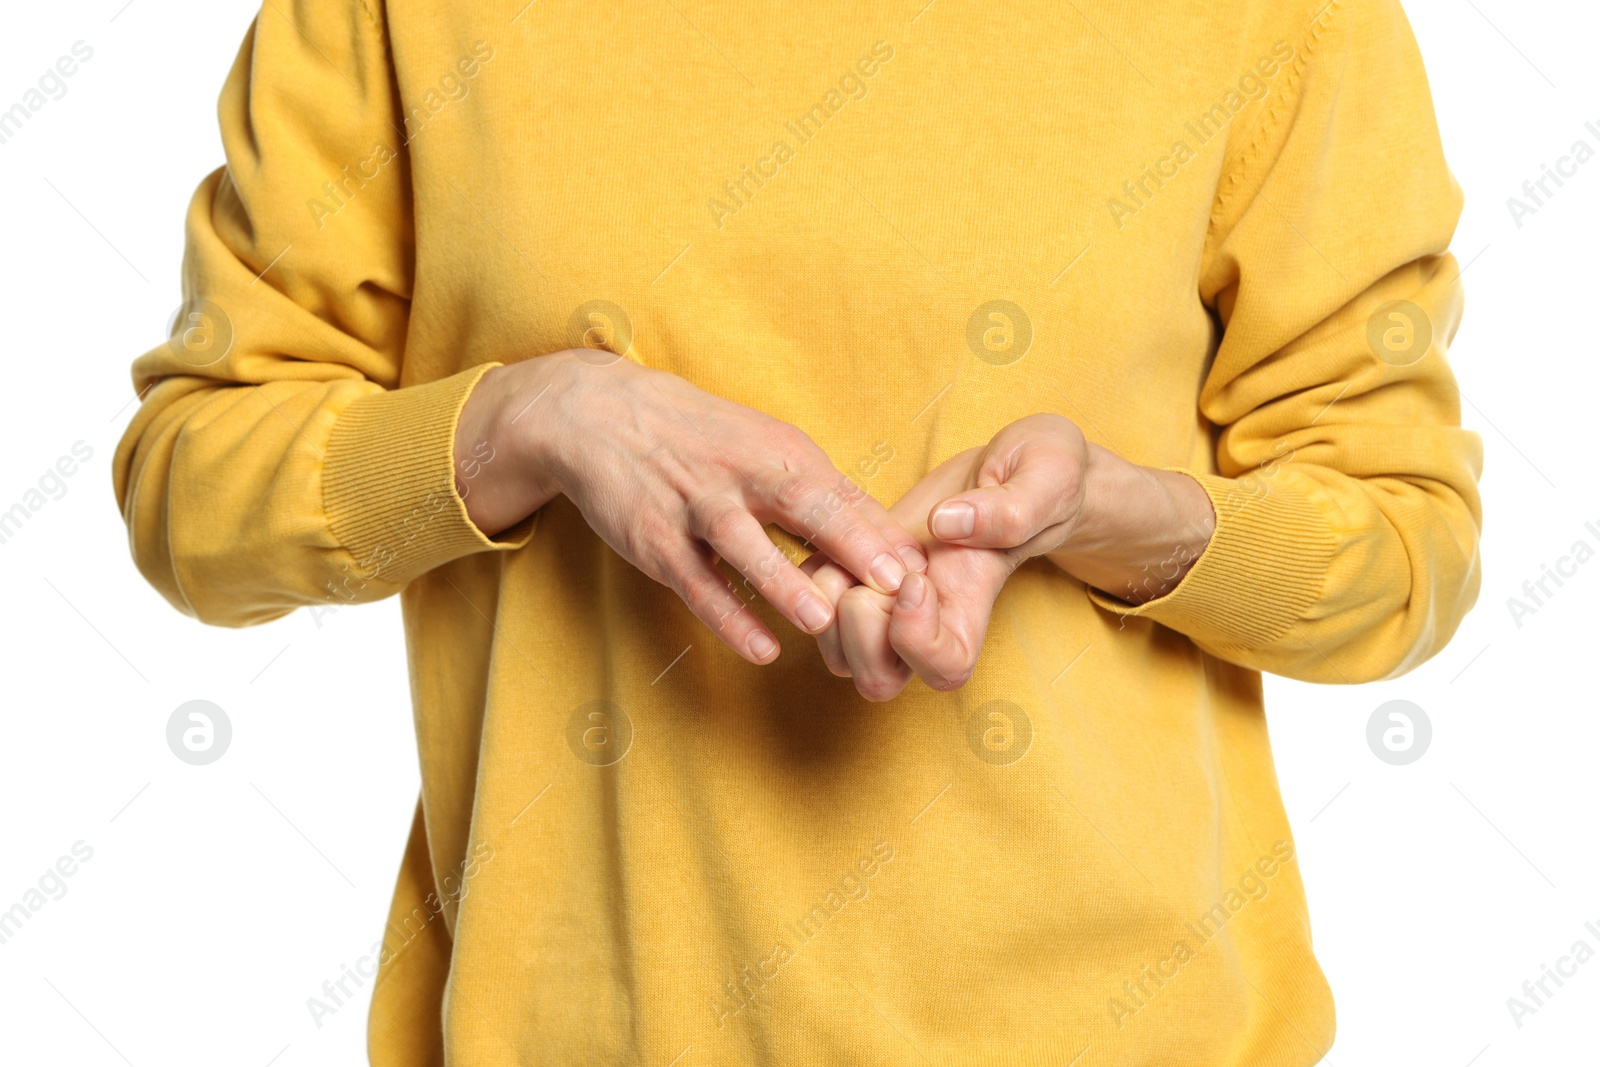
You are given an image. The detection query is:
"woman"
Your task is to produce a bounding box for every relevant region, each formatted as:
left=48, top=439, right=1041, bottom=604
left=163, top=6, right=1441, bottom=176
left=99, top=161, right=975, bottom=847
left=115, top=0, right=1481, bottom=1062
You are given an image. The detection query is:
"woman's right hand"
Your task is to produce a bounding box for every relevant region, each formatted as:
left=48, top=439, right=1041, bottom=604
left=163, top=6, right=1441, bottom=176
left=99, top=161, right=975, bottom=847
left=453, top=351, right=927, bottom=665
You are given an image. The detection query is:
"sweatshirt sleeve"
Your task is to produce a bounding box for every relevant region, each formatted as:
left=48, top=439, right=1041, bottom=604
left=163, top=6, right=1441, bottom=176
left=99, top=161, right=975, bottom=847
left=1088, top=0, right=1484, bottom=684
left=112, top=0, right=529, bottom=628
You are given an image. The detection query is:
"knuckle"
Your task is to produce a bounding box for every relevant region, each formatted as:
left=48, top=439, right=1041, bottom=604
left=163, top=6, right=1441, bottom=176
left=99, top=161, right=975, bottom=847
left=755, top=546, right=788, bottom=580
left=773, top=422, right=814, bottom=455
left=648, top=549, right=691, bottom=596
left=680, top=567, right=731, bottom=610
left=772, top=473, right=821, bottom=514
left=998, top=499, right=1034, bottom=540
left=813, top=568, right=854, bottom=601
left=702, top=506, right=745, bottom=547
left=667, top=566, right=703, bottom=606
left=685, top=496, right=718, bottom=536
left=804, top=495, right=858, bottom=540
left=840, top=584, right=888, bottom=613
left=833, top=525, right=884, bottom=566
left=833, top=473, right=869, bottom=509
left=822, top=649, right=852, bottom=677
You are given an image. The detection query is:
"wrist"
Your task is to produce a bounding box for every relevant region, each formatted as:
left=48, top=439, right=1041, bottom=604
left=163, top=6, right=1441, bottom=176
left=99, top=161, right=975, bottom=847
left=453, top=355, right=570, bottom=535
left=1051, top=444, right=1139, bottom=559
left=1049, top=448, right=1216, bottom=604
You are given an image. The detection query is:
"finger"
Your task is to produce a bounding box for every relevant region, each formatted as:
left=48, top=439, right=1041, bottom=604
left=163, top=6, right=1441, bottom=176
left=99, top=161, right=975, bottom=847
left=798, top=549, right=835, bottom=580
left=661, top=544, right=782, bottom=665
left=837, top=479, right=929, bottom=576
left=838, top=584, right=912, bottom=701
left=749, top=469, right=912, bottom=596
left=690, top=498, right=835, bottom=635
left=781, top=436, right=929, bottom=576
left=804, top=555, right=857, bottom=677
left=886, top=448, right=983, bottom=528
left=887, top=571, right=980, bottom=692
left=927, top=449, right=1073, bottom=551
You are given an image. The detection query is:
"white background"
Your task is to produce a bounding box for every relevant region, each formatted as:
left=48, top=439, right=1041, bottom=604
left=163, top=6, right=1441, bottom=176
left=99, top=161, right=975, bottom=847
left=0, top=1, right=1594, bottom=1064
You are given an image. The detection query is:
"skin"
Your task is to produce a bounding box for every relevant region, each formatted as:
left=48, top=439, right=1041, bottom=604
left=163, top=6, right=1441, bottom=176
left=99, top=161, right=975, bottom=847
left=802, top=413, right=1216, bottom=700
left=456, top=359, right=1215, bottom=691
left=453, top=350, right=928, bottom=666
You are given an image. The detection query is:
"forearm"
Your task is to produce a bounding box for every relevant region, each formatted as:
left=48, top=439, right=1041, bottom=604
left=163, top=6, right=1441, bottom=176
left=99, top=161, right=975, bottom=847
left=1046, top=444, right=1216, bottom=605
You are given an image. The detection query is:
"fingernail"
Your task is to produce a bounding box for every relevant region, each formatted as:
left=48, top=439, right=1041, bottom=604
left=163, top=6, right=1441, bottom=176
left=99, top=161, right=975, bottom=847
left=897, top=543, right=928, bottom=573
left=931, top=502, right=976, bottom=540
left=797, top=594, right=832, bottom=634
left=869, top=552, right=907, bottom=592
left=896, top=572, right=926, bottom=611
left=748, top=631, right=779, bottom=662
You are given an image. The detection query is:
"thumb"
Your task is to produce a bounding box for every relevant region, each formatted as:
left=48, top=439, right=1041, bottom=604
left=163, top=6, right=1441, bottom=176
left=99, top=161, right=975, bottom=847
left=927, top=448, right=1073, bottom=551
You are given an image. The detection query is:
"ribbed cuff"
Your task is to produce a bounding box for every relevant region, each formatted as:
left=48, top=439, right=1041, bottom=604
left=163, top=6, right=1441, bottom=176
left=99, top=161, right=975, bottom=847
left=322, top=363, right=535, bottom=590
left=1086, top=470, right=1334, bottom=650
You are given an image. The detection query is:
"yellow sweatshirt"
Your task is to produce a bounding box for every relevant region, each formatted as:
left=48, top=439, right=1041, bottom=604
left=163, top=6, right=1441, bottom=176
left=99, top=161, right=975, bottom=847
left=114, top=0, right=1482, bottom=1063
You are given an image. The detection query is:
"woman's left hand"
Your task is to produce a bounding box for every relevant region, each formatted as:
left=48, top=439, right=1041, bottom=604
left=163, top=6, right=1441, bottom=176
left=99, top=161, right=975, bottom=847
left=804, top=413, right=1216, bottom=701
